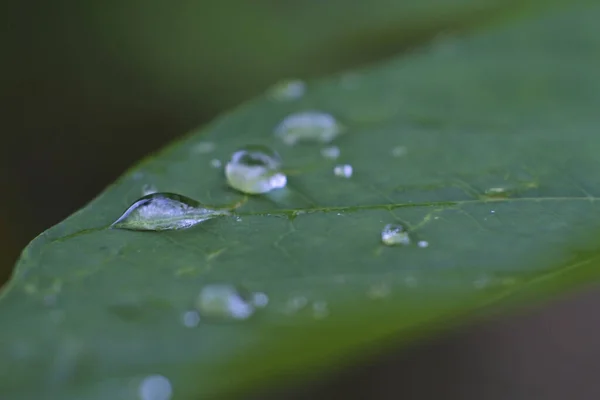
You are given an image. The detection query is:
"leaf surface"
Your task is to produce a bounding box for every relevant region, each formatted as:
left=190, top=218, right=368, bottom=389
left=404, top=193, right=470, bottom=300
left=2, top=5, right=600, bottom=399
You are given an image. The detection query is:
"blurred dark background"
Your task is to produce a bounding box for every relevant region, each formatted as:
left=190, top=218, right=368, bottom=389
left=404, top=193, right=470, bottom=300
left=3, top=1, right=600, bottom=399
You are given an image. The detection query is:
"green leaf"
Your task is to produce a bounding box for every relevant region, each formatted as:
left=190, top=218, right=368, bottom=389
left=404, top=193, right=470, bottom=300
left=2, top=4, right=600, bottom=399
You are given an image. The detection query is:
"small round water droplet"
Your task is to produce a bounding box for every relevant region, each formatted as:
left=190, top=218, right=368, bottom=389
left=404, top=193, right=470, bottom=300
left=182, top=310, right=200, bottom=328
left=312, top=301, right=329, bottom=319
left=484, top=187, right=509, bottom=198
left=111, top=193, right=230, bottom=231
left=381, top=224, right=410, bottom=246
left=268, top=79, right=306, bottom=101
left=474, top=276, right=491, bottom=289
left=333, top=164, right=353, bottom=178
left=320, top=146, right=340, bottom=160
left=391, top=146, right=407, bottom=157
left=285, top=296, right=308, bottom=314
left=251, top=292, right=269, bottom=308
left=142, top=184, right=158, bottom=196
left=138, top=374, right=172, bottom=400
left=210, top=159, right=222, bottom=169
left=274, top=111, right=342, bottom=145
left=404, top=276, right=417, bottom=287
left=195, top=284, right=254, bottom=320
left=225, top=145, right=287, bottom=194
left=417, top=240, right=429, bottom=248
left=191, top=141, right=216, bottom=154
left=490, top=210, right=496, bottom=214
left=367, top=283, right=391, bottom=299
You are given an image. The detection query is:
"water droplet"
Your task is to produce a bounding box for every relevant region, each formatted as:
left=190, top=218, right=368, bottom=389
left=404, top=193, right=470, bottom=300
left=333, top=164, right=353, bottom=178
left=225, top=145, right=287, bottom=194
left=210, top=159, right=222, bottom=169
left=484, top=187, right=509, bottom=198
left=320, top=146, right=340, bottom=160
left=367, top=283, right=391, bottom=299
left=490, top=210, right=496, bottom=214
left=182, top=311, right=200, bottom=328
left=312, top=301, right=329, bottom=319
left=142, top=184, right=158, bottom=196
left=138, top=375, right=172, bottom=400
left=391, top=146, right=407, bottom=157
left=191, top=141, right=216, bottom=154
left=111, top=193, right=230, bottom=231
left=251, top=292, right=269, bottom=308
left=195, top=284, right=254, bottom=320
left=474, top=276, right=491, bottom=289
left=381, top=224, right=410, bottom=246
left=417, top=240, right=429, bottom=248
left=274, top=111, right=342, bottom=145
left=268, top=79, right=306, bottom=101
left=404, top=275, right=417, bottom=287
left=285, top=296, right=308, bottom=314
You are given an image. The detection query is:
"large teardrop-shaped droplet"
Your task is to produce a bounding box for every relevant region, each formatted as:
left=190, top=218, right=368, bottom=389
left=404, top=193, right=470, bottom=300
left=225, top=145, right=287, bottom=194
left=111, top=192, right=230, bottom=231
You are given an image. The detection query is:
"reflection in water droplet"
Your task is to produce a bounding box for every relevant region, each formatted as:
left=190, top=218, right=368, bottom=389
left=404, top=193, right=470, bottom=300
left=195, top=284, right=254, bottom=320
left=417, top=240, right=429, bottom=248
left=274, top=111, right=342, bottom=145
left=142, top=184, right=158, bottom=196
left=182, top=311, right=200, bottom=328
left=320, top=146, right=340, bottom=160
left=138, top=374, right=172, bottom=400
left=333, top=164, right=353, bottom=178
left=210, top=159, right=222, bottom=169
left=312, top=301, right=329, bottom=319
left=391, top=146, right=407, bottom=157
left=111, top=193, right=230, bottom=231
left=381, top=224, right=410, bottom=246
left=268, top=79, right=306, bottom=101
left=251, top=292, right=269, bottom=308
left=225, top=145, right=287, bottom=194
left=191, top=141, right=216, bottom=154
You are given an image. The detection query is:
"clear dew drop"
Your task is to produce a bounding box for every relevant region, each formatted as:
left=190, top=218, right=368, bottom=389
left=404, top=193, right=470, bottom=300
left=142, top=184, right=158, bottom=196
left=333, top=164, right=353, bottom=178
left=251, top=292, right=269, bottom=308
left=210, top=159, right=222, bottom=169
left=111, top=192, right=230, bottom=231
left=417, top=240, right=429, bottom=248
left=191, top=141, right=216, bottom=154
left=181, top=310, right=200, bottom=328
left=268, top=79, right=306, bottom=101
left=195, top=284, right=254, bottom=320
left=225, top=145, right=287, bottom=194
left=381, top=224, right=411, bottom=246
left=138, top=374, right=172, bottom=400
left=320, top=146, right=340, bottom=160
left=274, top=111, right=342, bottom=145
